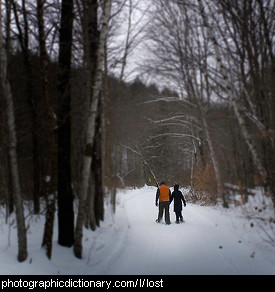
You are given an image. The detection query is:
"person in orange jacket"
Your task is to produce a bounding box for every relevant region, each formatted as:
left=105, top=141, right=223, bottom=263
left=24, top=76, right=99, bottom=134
left=155, top=180, right=171, bottom=225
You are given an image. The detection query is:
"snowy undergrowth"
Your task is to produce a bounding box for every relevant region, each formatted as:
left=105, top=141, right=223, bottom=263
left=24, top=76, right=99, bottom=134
left=226, top=186, right=275, bottom=247
left=0, top=185, right=275, bottom=275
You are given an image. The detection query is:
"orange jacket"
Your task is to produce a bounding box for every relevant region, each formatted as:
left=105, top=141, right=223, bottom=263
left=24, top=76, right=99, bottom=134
left=156, top=184, right=171, bottom=202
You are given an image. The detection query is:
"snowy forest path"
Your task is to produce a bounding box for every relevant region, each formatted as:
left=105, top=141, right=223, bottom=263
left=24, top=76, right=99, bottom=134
left=1, top=186, right=275, bottom=275
left=102, top=187, right=275, bottom=275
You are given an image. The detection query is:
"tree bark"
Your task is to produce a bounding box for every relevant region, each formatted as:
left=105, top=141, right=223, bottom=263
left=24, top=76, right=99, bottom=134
left=37, top=0, right=57, bottom=259
left=0, top=2, right=27, bottom=262
left=74, top=0, right=112, bottom=259
left=11, top=0, right=40, bottom=214
left=57, top=0, right=75, bottom=247
left=192, top=72, right=224, bottom=202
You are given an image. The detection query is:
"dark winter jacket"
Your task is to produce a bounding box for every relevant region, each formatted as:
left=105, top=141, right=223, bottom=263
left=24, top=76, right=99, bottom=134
left=170, top=185, right=186, bottom=212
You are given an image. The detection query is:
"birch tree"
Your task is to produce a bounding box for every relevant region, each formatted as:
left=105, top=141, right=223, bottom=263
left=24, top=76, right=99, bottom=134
left=197, top=0, right=273, bottom=203
left=75, top=0, right=104, bottom=231
left=74, top=0, right=112, bottom=259
left=211, top=0, right=275, bottom=205
left=143, top=0, right=274, bottom=205
left=0, top=0, right=27, bottom=262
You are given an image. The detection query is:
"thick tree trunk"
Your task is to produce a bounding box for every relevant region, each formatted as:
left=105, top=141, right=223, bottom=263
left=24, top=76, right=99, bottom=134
left=0, top=5, right=27, bottom=261
left=74, top=0, right=112, bottom=259
left=11, top=0, right=40, bottom=214
left=84, top=108, right=104, bottom=231
left=57, top=0, right=75, bottom=247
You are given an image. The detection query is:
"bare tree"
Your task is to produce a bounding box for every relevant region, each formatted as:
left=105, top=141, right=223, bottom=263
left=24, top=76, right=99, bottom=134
left=142, top=0, right=275, bottom=206
left=57, top=0, right=75, bottom=248
left=37, top=0, right=57, bottom=260
left=74, top=0, right=104, bottom=231
left=103, top=0, right=150, bottom=211
left=144, top=0, right=223, bottom=200
left=211, top=0, right=275, bottom=204
left=11, top=0, right=41, bottom=214
left=197, top=0, right=274, bottom=203
left=74, top=0, right=112, bottom=259
left=0, top=0, right=27, bottom=262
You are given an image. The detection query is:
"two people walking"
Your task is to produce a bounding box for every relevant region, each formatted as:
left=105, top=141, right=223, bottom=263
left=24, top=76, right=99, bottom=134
left=155, top=181, right=186, bottom=225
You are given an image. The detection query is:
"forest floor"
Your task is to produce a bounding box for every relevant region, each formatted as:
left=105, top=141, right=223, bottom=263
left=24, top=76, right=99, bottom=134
left=0, top=186, right=275, bottom=275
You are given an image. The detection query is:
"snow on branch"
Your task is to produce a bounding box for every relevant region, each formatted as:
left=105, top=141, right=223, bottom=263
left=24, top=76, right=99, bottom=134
left=144, top=133, right=201, bottom=143
left=146, top=116, right=202, bottom=131
left=142, top=96, right=198, bottom=108
left=120, top=143, right=159, bottom=186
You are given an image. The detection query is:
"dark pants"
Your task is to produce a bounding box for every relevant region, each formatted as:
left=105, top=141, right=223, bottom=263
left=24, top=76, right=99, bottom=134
left=158, top=201, right=171, bottom=224
left=175, top=211, right=183, bottom=222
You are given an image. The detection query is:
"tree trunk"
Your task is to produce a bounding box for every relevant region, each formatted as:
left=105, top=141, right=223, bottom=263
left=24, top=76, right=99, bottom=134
left=85, top=107, right=104, bottom=231
left=74, top=0, right=112, bottom=259
left=37, top=0, right=57, bottom=259
left=57, top=0, right=74, bottom=247
left=85, top=172, right=96, bottom=231
left=3, top=0, right=14, bottom=219
left=0, top=4, right=27, bottom=261
left=202, top=115, right=224, bottom=203
left=93, top=108, right=104, bottom=225
left=11, top=0, right=40, bottom=214
left=192, top=68, right=224, bottom=201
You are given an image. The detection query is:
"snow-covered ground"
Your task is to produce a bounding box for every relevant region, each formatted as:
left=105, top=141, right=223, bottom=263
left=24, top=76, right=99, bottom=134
left=0, top=186, right=275, bottom=275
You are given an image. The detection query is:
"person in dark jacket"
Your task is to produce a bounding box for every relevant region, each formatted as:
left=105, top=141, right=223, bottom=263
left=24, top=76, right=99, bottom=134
left=155, top=180, right=171, bottom=225
left=170, top=184, right=186, bottom=223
